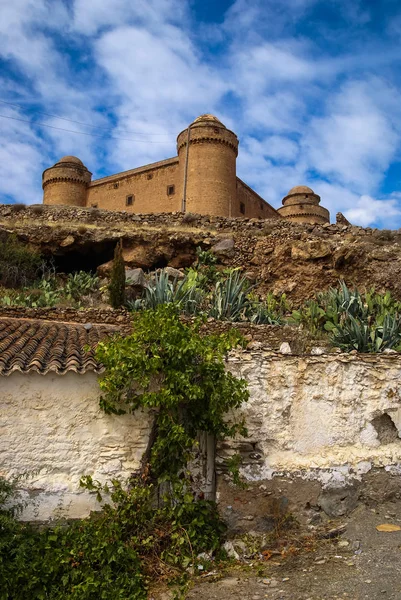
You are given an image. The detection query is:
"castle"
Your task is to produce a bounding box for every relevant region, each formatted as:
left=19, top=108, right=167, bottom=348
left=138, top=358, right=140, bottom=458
left=42, top=114, right=330, bottom=224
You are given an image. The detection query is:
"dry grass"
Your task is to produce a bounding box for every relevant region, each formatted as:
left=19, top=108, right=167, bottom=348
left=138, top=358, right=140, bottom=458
left=0, top=218, right=217, bottom=237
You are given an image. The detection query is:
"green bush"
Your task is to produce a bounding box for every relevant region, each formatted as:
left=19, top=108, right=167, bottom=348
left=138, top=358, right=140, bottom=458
left=96, top=305, right=248, bottom=477
left=0, top=235, right=42, bottom=288
left=65, top=271, right=100, bottom=302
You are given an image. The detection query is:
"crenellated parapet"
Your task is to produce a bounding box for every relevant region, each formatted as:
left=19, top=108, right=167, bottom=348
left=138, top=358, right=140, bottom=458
left=177, top=115, right=238, bottom=156
left=42, top=156, right=92, bottom=207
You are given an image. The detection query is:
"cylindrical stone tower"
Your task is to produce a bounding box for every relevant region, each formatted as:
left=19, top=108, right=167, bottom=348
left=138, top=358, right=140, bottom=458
left=176, top=115, right=238, bottom=216
left=278, top=185, right=330, bottom=224
left=42, top=156, right=91, bottom=207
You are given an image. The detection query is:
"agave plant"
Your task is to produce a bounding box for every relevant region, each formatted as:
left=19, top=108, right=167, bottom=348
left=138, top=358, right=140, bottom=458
left=331, top=313, right=401, bottom=352
left=318, top=281, right=366, bottom=325
left=208, top=270, right=251, bottom=321
left=129, top=270, right=204, bottom=315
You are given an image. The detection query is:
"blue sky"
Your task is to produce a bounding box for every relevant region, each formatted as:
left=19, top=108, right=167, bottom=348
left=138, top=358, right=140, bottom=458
left=1, top=0, right=401, bottom=227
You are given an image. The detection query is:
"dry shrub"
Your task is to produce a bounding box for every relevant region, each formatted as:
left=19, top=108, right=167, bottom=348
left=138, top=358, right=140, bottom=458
left=31, top=205, right=45, bottom=215
left=181, top=212, right=198, bottom=225
left=0, top=235, right=42, bottom=287
left=87, top=207, right=101, bottom=222
left=11, top=203, right=26, bottom=213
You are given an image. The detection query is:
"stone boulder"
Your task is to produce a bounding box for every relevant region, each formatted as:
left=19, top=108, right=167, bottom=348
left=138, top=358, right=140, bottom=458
left=123, top=243, right=174, bottom=270
left=125, top=268, right=146, bottom=288
left=164, top=266, right=185, bottom=280
left=97, top=260, right=113, bottom=277
left=291, top=240, right=332, bottom=261
left=211, top=238, right=235, bottom=257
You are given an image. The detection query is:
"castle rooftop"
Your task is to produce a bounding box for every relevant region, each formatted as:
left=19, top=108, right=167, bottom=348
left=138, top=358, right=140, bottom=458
left=286, top=185, right=315, bottom=196
left=191, top=114, right=225, bottom=127
left=56, top=156, right=84, bottom=165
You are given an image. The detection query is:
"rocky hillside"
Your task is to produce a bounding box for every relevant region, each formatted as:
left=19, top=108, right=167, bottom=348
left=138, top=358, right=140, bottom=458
left=1, top=203, right=401, bottom=304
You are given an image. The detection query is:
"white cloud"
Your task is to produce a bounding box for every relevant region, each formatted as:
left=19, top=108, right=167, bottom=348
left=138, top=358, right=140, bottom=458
left=345, top=195, right=401, bottom=228
left=93, top=23, right=228, bottom=170
left=72, top=0, right=187, bottom=36
left=241, top=135, right=299, bottom=163
left=304, top=80, right=400, bottom=191
left=0, top=106, right=47, bottom=204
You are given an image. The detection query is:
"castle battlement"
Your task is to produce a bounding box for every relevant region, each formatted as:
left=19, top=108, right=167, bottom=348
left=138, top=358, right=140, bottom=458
left=42, top=115, right=329, bottom=224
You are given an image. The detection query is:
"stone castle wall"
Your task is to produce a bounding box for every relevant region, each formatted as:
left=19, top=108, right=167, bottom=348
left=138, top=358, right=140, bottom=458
left=43, top=180, right=87, bottom=207
left=42, top=156, right=273, bottom=219
left=86, top=158, right=181, bottom=213
left=235, top=179, right=278, bottom=219
left=278, top=203, right=330, bottom=224
left=176, top=121, right=238, bottom=217
left=42, top=115, right=278, bottom=220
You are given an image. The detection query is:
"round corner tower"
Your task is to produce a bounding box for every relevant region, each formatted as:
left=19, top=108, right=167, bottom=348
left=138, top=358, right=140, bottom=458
left=176, top=115, right=238, bottom=216
left=278, top=185, right=330, bottom=224
left=42, top=156, right=92, bottom=207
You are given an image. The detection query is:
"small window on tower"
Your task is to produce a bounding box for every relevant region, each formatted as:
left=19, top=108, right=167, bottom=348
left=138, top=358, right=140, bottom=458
left=167, top=185, right=175, bottom=196
left=126, top=195, right=134, bottom=206
left=113, top=183, right=119, bottom=189
left=91, top=203, right=98, bottom=208
left=240, top=202, right=245, bottom=215
left=147, top=173, right=153, bottom=180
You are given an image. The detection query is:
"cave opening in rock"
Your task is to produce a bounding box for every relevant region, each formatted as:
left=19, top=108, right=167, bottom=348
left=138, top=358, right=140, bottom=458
left=371, top=413, right=399, bottom=444
left=145, top=256, right=170, bottom=272
left=48, top=241, right=117, bottom=274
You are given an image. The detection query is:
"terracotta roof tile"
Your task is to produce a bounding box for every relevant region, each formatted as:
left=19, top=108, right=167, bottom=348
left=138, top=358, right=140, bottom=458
left=0, top=318, right=119, bottom=376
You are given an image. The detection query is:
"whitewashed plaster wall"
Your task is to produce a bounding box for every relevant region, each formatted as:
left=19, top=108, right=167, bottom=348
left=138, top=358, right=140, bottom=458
left=2, top=353, right=401, bottom=520
left=0, top=371, right=152, bottom=520
left=224, top=352, right=401, bottom=486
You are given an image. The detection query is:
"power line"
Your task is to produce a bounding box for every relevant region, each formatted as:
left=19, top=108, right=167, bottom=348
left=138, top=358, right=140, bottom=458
left=0, top=113, right=173, bottom=144
left=0, top=99, right=174, bottom=137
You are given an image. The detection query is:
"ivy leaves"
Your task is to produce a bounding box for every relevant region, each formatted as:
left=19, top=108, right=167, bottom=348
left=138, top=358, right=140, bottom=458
left=96, top=305, right=249, bottom=481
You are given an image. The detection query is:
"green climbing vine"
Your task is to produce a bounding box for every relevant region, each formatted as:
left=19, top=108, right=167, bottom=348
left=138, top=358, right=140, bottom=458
left=96, top=304, right=249, bottom=482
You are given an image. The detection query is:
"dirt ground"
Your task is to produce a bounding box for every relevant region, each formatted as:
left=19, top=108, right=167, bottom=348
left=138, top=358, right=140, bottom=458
left=183, top=501, right=401, bottom=600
